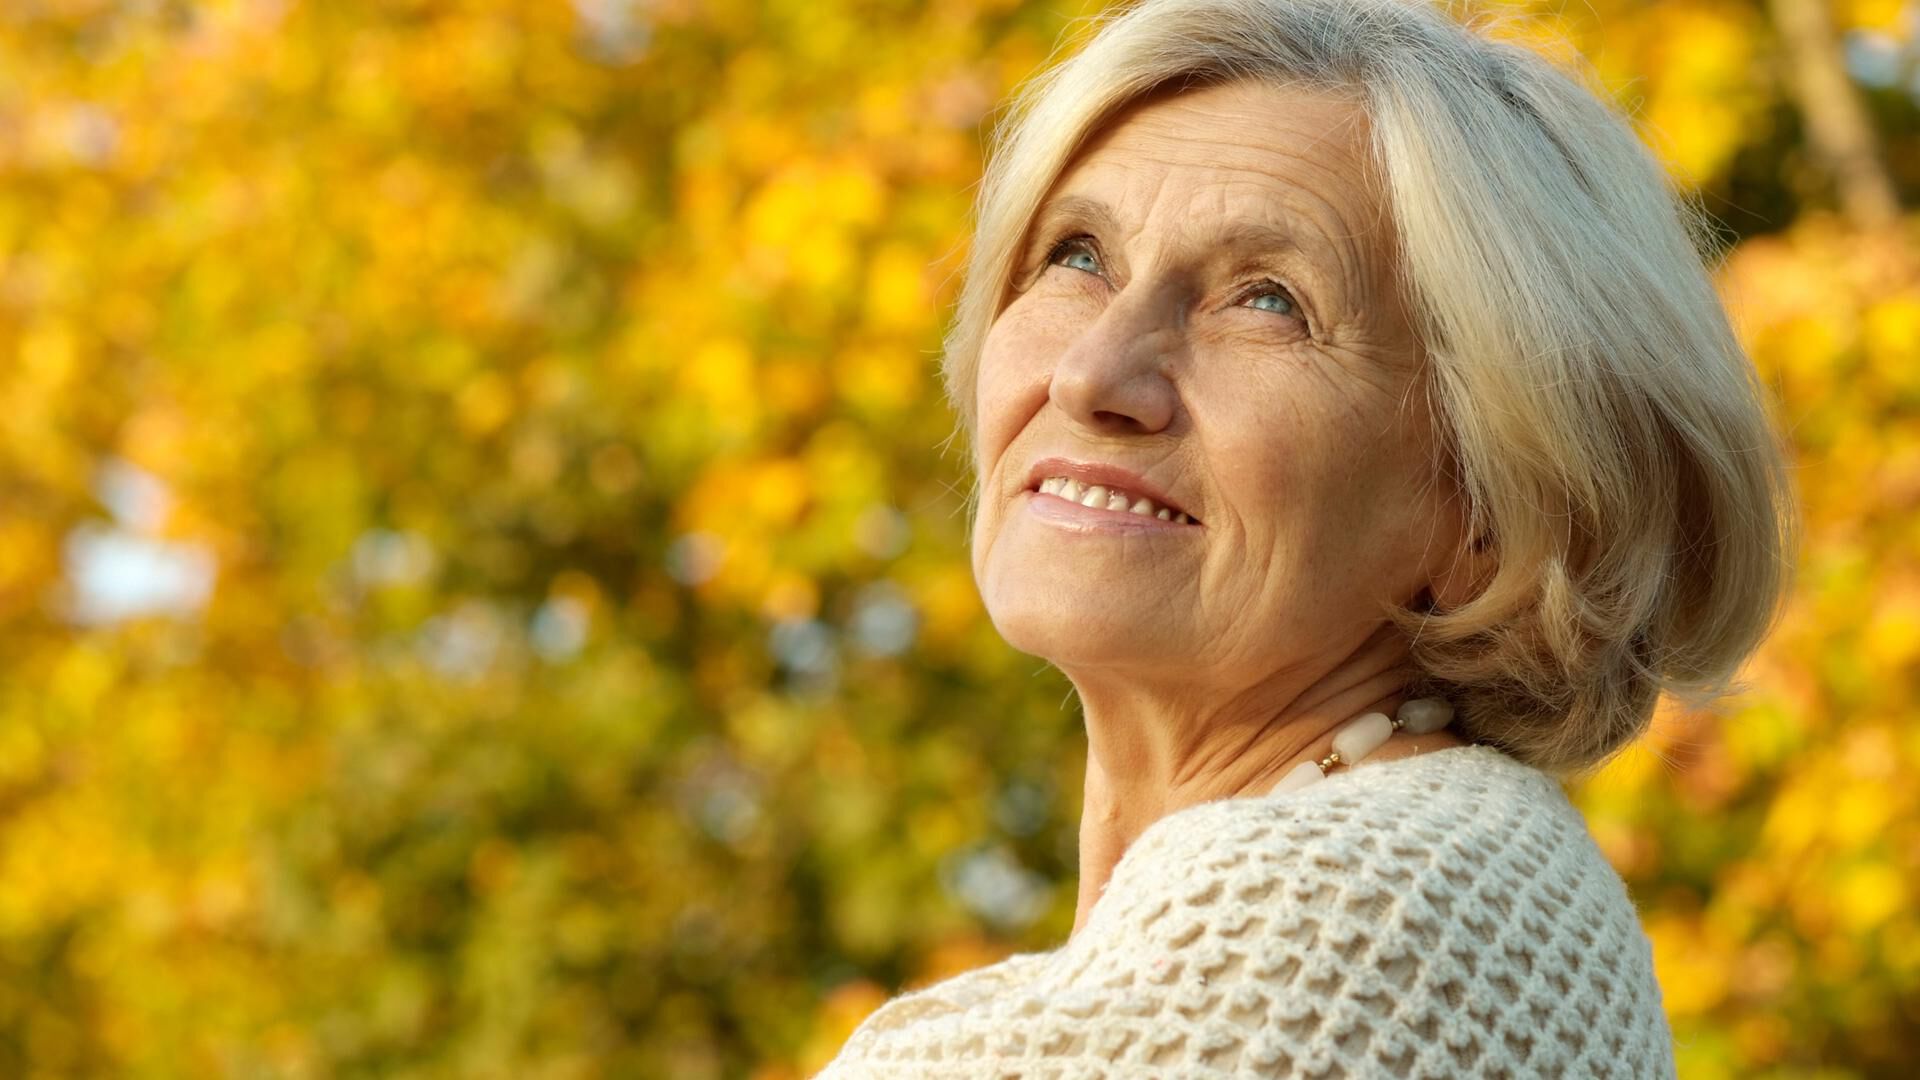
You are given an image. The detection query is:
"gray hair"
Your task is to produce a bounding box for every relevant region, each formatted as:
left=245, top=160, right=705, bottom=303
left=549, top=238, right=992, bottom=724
left=941, top=0, right=1798, bottom=774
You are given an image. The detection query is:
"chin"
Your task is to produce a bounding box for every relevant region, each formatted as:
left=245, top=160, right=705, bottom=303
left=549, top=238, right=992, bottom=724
left=973, top=508, right=1195, bottom=669
left=981, top=580, right=1182, bottom=670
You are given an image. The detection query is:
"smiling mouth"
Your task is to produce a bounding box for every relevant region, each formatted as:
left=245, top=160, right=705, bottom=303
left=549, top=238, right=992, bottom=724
left=1031, top=476, right=1199, bottom=525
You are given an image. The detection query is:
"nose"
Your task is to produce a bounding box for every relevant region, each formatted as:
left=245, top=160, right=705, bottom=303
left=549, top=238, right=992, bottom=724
left=1047, top=304, right=1179, bottom=436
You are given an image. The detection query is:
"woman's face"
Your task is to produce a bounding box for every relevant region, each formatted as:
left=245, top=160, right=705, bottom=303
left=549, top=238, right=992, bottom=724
left=970, top=78, right=1468, bottom=689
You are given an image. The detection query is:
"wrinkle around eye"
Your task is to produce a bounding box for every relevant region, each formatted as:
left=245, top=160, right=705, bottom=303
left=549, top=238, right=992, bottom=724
left=1011, top=226, right=1077, bottom=288
left=1012, top=251, right=1103, bottom=304
left=1009, top=248, right=1062, bottom=295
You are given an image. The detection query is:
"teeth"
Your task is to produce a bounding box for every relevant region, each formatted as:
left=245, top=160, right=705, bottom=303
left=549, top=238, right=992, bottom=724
left=1035, top=475, right=1194, bottom=524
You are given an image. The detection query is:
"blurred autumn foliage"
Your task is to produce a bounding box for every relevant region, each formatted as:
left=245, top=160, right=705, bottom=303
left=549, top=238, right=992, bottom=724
left=0, top=0, right=1915, bottom=1076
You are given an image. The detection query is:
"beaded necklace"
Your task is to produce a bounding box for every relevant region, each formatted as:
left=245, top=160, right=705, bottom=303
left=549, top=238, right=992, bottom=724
left=1271, top=696, right=1455, bottom=794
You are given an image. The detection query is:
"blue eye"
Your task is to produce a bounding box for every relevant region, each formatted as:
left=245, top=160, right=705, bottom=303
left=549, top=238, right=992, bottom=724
left=1047, top=237, right=1100, bottom=275
left=1245, top=284, right=1296, bottom=316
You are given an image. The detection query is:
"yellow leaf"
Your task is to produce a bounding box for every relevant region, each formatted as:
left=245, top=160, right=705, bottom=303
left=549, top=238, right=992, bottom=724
left=1838, top=0, right=1909, bottom=33
left=1645, top=911, right=1730, bottom=1016
left=1836, top=862, right=1905, bottom=935
left=864, top=242, right=933, bottom=332
left=760, top=572, right=820, bottom=621
left=454, top=372, right=515, bottom=436
left=18, top=320, right=78, bottom=385
left=678, top=337, right=761, bottom=427
left=1864, top=293, right=1920, bottom=393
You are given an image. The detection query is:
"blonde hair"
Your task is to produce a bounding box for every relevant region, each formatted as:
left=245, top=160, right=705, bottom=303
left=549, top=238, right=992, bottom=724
left=942, top=0, right=1798, bottom=774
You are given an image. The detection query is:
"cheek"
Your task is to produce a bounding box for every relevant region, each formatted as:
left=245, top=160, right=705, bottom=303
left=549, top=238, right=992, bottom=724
left=1203, top=370, right=1332, bottom=500
left=1201, top=366, right=1414, bottom=543
left=968, top=317, right=1040, bottom=582
left=972, top=305, right=1061, bottom=475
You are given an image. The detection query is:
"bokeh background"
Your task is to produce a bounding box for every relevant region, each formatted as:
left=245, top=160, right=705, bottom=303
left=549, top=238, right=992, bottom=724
left=1, top=0, right=1916, bottom=1075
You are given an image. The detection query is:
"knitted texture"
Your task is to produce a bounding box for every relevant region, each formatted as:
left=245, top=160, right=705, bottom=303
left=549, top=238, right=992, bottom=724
left=815, top=744, right=1674, bottom=1078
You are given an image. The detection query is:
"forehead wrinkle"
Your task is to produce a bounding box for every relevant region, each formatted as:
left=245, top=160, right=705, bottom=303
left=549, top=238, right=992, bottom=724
left=1098, top=133, right=1362, bottom=223
left=1192, top=175, right=1358, bottom=271
left=1055, top=139, right=1372, bottom=268
left=1035, top=176, right=1353, bottom=267
left=1120, top=94, right=1372, bottom=186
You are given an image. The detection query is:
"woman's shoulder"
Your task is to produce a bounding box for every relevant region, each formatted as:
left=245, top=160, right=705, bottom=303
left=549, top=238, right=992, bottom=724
left=817, top=745, right=1675, bottom=1076
left=1094, top=744, right=1647, bottom=959
left=1108, top=744, right=1599, bottom=889
left=1061, top=743, right=1675, bottom=1076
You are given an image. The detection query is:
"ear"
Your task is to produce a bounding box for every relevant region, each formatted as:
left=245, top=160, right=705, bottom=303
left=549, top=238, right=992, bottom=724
left=1427, top=525, right=1496, bottom=611
left=1420, top=440, right=1496, bottom=612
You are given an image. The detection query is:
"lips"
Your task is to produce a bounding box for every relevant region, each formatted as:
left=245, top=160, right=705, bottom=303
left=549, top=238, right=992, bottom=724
left=1022, top=456, right=1198, bottom=523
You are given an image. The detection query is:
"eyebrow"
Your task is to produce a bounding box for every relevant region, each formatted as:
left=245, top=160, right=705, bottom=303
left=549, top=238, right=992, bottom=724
left=1029, top=194, right=1125, bottom=244
left=1025, top=193, right=1340, bottom=298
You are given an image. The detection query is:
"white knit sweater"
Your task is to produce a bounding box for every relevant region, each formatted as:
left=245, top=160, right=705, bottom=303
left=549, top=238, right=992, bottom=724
left=815, top=744, right=1675, bottom=1078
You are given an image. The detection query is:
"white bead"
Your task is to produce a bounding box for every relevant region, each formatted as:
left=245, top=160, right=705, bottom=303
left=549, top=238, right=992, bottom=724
left=1271, top=760, right=1325, bottom=794
left=1332, top=711, right=1393, bottom=764
left=1396, top=697, right=1454, bottom=735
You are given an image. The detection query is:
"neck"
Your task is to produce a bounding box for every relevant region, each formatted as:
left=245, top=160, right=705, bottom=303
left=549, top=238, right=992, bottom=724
left=1066, top=624, right=1422, bottom=937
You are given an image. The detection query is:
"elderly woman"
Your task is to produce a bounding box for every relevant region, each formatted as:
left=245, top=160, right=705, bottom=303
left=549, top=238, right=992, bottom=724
left=818, top=0, right=1793, bottom=1074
